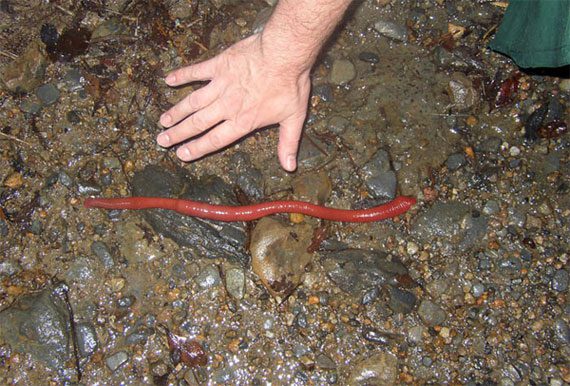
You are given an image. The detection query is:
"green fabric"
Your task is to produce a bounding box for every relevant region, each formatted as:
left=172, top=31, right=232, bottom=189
left=489, top=0, right=570, bottom=68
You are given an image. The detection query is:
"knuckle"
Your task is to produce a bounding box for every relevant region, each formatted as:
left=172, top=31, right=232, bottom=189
left=191, top=114, right=205, bottom=129
left=208, top=133, right=223, bottom=148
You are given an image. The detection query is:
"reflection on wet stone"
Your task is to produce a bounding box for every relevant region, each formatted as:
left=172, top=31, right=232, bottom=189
left=131, top=164, right=248, bottom=262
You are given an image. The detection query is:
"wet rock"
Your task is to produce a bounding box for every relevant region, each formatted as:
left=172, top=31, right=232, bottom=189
left=297, top=135, right=328, bottom=169
left=229, top=153, right=264, bottom=201
left=483, top=200, right=500, bottom=215
left=76, top=322, right=98, bottom=358
left=361, top=149, right=397, bottom=201
left=65, top=256, right=98, bottom=287
left=77, top=180, right=102, bottom=195
left=373, top=19, right=408, bottom=42
left=117, top=222, right=163, bottom=264
left=1, top=41, right=47, bottom=93
left=412, top=201, right=488, bottom=249
left=0, top=286, right=75, bottom=374
left=552, top=269, right=569, bottom=292
left=348, top=351, right=399, bottom=385
left=554, top=319, right=570, bottom=345
left=92, top=17, right=124, bottom=39
left=388, top=287, right=417, bottom=314
left=224, top=266, right=245, bottom=299
left=0, top=219, right=8, bottom=238
left=445, top=153, right=466, bottom=171
left=418, top=300, right=447, bottom=326
left=250, top=218, right=313, bottom=298
left=131, top=164, right=248, bottom=262
left=20, top=100, right=42, bottom=114
left=323, top=249, right=408, bottom=295
left=36, top=83, right=60, bottom=106
left=477, top=136, right=502, bottom=153
left=0, top=259, right=19, bottom=276
left=362, top=328, right=394, bottom=345
left=313, top=84, right=334, bottom=102
left=106, top=351, right=128, bottom=371
left=447, top=72, right=479, bottom=112
left=196, top=264, right=222, bottom=289
left=315, top=353, right=336, bottom=370
left=330, top=58, right=356, bottom=85
left=90, top=240, right=115, bottom=269
left=358, top=51, right=380, bottom=64
left=328, top=115, right=349, bottom=134
left=291, top=170, right=332, bottom=204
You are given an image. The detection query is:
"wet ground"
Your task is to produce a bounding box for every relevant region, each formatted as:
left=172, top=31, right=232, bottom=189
left=0, top=0, right=569, bottom=385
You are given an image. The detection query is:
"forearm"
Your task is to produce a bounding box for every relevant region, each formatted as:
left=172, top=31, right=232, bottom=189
left=260, top=0, right=353, bottom=73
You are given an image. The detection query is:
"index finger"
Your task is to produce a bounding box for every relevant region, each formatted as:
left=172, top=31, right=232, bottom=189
left=165, top=57, right=218, bottom=87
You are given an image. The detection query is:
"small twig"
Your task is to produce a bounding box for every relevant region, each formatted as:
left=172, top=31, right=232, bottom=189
left=0, top=132, right=32, bottom=146
left=0, top=49, right=18, bottom=60
left=54, top=4, right=74, bottom=16
left=192, top=40, right=209, bottom=52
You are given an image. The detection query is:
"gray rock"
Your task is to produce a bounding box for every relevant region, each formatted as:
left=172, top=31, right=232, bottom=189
left=106, top=351, right=128, bottom=371
left=483, top=200, right=500, bottom=215
left=0, top=259, right=19, bottom=276
left=131, top=165, right=248, bottom=262
left=250, top=218, right=313, bottom=298
left=63, top=68, right=83, bottom=91
left=472, top=283, right=485, bottom=298
left=225, top=267, right=245, bottom=299
left=362, top=149, right=397, bottom=201
left=554, top=319, right=570, bottom=344
left=77, top=180, right=102, bottom=195
left=196, top=265, right=222, bottom=289
left=330, top=58, right=356, bottom=85
left=417, top=300, right=447, bottom=326
left=477, top=137, right=501, bottom=153
left=20, top=100, right=42, bottom=114
left=328, top=115, right=349, bottom=134
left=348, top=351, right=399, bottom=385
left=0, top=219, right=7, bottom=238
left=447, top=72, right=479, bottom=112
left=90, top=241, right=115, bottom=269
left=36, top=83, right=60, bottom=106
left=59, top=171, right=74, bottom=188
left=412, top=201, right=488, bottom=249
left=358, top=51, right=380, bottom=64
left=313, top=84, right=334, bottom=102
left=1, top=41, right=47, bottom=93
left=552, top=269, right=569, bottom=292
left=388, top=287, right=417, bottom=314
left=0, top=286, right=76, bottom=375
left=323, top=249, right=408, bottom=295
left=373, top=20, right=408, bottom=42
left=92, top=17, right=124, bottom=39
left=315, top=354, right=336, bottom=370
left=76, top=323, right=98, bottom=358
left=297, top=135, right=329, bottom=169
left=445, top=153, right=466, bottom=171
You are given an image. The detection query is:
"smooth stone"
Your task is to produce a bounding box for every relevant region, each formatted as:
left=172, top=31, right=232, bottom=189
left=358, top=51, right=380, bottom=64
left=447, top=72, right=479, bottom=112
left=76, top=323, right=98, bottom=358
left=106, top=351, right=128, bottom=371
left=328, top=115, right=349, bottom=134
left=348, top=352, right=399, bottom=385
left=554, top=319, right=570, bottom=344
left=196, top=265, right=222, bottom=289
left=36, top=83, right=60, bottom=106
left=77, top=180, right=102, bottom=195
left=361, top=149, right=397, bottom=201
left=225, top=267, right=245, bottom=299
left=373, top=19, right=408, bottom=42
left=330, top=58, right=356, bottom=85
left=445, top=153, right=466, bottom=171
left=388, top=287, right=417, bottom=314
left=92, top=17, right=124, bottom=39
left=250, top=217, right=313, bottom=298
left=20, top=100, right=42, bottom=114
left=477, top=137, right=501, bottom=153
left=417, top=300, right=447, bottom=326
left=313, top=84, right=334, bottom=102
left=0, top=219, right=9, bottom=238
left=483, top=200, right=500, bottom=215
left=552, top=269, right=569, bottom=292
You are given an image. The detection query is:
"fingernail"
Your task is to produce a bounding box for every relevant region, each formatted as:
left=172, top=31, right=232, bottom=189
left=165, top=74, right=176, bottom=84
left=286, top=155, right=296, bottom=171
left=157, top=133, right=170, bottom=147
left=177, top=147, right=192, bottom=161
left=160, top=113, right=171, bottom=126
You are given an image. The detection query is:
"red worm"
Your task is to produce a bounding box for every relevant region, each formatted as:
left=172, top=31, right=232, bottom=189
left=84, top=196, right=416, bottom=223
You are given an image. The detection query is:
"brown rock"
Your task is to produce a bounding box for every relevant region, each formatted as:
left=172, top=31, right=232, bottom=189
left=1, top=41, right=47, bottom=94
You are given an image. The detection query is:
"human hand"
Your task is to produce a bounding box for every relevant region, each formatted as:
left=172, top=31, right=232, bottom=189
left=157, top=34, right=311, bottom=172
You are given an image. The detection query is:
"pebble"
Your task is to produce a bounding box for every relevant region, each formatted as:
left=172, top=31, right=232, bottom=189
left=388, top=287, right=417, bottom=314
left=559, top=79, right=570, bottom=92
left=348, top=352, right=398, bottom=385
left=90, top=241, right=115, bottom=269
left=445, top=153, right=466, bottom=171
left=551, top=269, right=569, bottom=292
left=0, top=259, right=19, bottom=276
left=373, top=19, right=408, bottom=42
left=196, top=265, right=222, bottom=289
left=447, top=72, right=479, bottom=112
left=77, top=180, right=102, bottom=195
left=1, top=41, right=47, bottom=93
left=312, top=84, right=334, bottom=102
left=315, top=354, right=336, bottom=370
left=417, top=300, right=447, bottom=326
left=106, top=351, right=128, bottom=371
left=36, top=83, right=60, bottom=106
left=483, top=200, right=500, bottom=215
left=76, top=323, right=98, bottom=358
left=225, top=267, right=245, bottom=299
left=20, top=100, right=42, bottom=114
left=509, top=146, right=521, bottom=157
left=362, top=328, right=391, bottom=345
left=554, top=319, right=570, bottom=344
left=291, top=170, right=331, bottom=204
left=406, top=241, right=419, bottom=255
left=471, top=283, right=485, bottom=298
left=327, top=115, right=349, bottom=134
left=330, top=58, right=356, bottom=85
left=361, top=149, right=397, bottom=201
left=58, top=171, right=74, bottom=188
left=358, top=51, right=380, bottom=64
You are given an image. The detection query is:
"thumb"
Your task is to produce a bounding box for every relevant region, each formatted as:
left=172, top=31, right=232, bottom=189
left=278, top=114, right=305, bottom=172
